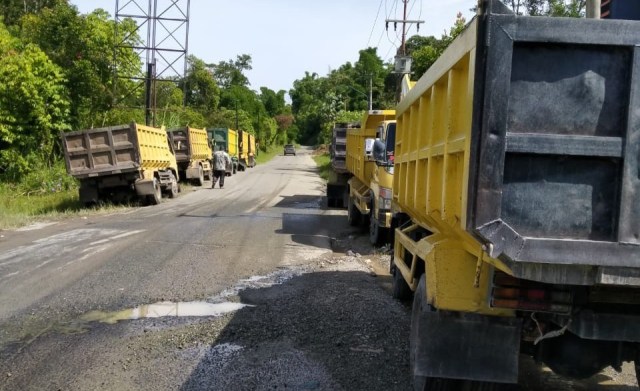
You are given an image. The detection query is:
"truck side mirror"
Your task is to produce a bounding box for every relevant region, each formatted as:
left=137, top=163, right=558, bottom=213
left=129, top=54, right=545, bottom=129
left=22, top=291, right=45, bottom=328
left=365, top=138, right=375, bottom=159
left=373, top=139, right=386, bottom=162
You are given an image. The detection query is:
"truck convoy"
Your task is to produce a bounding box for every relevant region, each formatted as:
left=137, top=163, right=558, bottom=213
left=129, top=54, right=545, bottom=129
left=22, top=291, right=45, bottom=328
left=346, top=110, right=396, bottom=245
left=61, top=122, right=179, bottom=206
left=208, top=128, right=239, bottom=175
left=390, top=0, right=640, bottom=388
left=167, top=126, right=212, bottom=185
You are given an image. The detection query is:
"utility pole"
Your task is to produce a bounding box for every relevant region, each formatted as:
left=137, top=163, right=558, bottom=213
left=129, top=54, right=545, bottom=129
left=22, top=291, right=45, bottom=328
left=386, top=0, right=424, bottom=58
left=368, top=75, right=373, bottom=111
left=386, top=0, right=424, bottom=101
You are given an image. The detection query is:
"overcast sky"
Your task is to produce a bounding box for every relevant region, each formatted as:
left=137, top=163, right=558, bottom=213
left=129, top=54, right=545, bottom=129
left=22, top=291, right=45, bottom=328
left=70, top=0, right=475, bottom=94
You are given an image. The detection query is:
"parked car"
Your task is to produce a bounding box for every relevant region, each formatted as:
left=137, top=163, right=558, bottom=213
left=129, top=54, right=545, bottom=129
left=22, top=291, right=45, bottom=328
left=284, top=144, right=296, bottom=156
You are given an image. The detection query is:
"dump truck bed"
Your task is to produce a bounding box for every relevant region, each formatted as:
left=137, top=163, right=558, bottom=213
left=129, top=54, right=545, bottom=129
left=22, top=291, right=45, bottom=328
left=62, top=123, right=173, bottom=179
left=167, top=127, right=211, bottom=163
left=346, top=111, right=395, bottom=184
left=395, top=10, right=640, bottom=283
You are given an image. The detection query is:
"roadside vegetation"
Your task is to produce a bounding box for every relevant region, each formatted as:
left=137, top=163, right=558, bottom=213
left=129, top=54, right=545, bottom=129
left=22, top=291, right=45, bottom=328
left=313, top=151, right=331, bottom=181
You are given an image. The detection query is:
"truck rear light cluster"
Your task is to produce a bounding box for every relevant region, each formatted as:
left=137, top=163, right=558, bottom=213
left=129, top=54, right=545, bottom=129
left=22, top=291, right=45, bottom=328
left=491, top=272, right=573, bottom=314
left=379, top=187, right=393, bottom=210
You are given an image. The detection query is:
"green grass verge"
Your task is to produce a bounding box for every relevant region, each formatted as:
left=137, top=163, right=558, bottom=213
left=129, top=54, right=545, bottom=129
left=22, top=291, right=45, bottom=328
left=256, top=144, right=285, bottom=165
left=313, top=153, right=331, bottom=181
left=0, top=185, right=133, bottom=230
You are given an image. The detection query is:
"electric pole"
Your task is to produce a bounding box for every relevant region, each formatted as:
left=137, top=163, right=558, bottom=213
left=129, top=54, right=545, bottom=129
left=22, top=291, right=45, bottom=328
left=386, top=0, right=424, bottom=58
left=386, top=0, right=424, bottom=100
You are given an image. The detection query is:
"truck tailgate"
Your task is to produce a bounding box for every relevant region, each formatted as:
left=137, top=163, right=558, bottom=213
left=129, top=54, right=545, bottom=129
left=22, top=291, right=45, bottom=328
left=62, top=124, right=140, bottom=178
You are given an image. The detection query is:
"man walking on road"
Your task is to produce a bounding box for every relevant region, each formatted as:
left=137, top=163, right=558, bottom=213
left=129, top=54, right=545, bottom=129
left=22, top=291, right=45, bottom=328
left=212, top=147, right=231, bottom=189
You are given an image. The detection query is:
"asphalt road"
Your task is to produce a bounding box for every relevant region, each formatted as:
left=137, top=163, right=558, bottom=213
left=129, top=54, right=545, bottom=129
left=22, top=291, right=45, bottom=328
left=0, top=147, right=637, bottom=390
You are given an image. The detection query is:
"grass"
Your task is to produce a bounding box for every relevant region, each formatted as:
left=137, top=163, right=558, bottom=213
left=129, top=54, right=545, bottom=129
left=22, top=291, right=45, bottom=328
left=313, top=152, right=331, bottom=181
left=256, top=144, right=285, bottom=165
left=0, top=185, right=133, bottom=231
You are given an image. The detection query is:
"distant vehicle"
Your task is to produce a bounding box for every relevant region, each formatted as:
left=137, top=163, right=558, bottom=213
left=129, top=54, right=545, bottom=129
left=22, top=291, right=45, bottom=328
left=284, top=144, right=296, bottom=156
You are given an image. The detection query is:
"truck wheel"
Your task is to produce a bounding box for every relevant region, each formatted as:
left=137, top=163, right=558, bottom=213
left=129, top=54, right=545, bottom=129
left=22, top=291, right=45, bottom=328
left=168, top=173, right=178, bottom=198
left=147, top=177, right=162, bottom=205
left=369, top=211, right=389, bottom=246
left=347, top=197, right=361, bottom=226
left=196, top=166, right=205, bottom=186
left=391, top=254, right=413, bottom=301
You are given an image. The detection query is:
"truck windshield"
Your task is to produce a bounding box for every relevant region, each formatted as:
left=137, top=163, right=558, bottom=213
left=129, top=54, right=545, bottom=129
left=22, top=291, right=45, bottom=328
left=385, top=123, right=396, bottom=164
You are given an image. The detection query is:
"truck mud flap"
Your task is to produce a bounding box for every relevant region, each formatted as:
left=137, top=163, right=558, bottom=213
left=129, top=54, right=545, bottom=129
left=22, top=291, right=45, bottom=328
left=414, top=311, right=521, bottom=383
left=185, top=166, right=200, bottom=179
left=134, top=179, right=155, bottom=196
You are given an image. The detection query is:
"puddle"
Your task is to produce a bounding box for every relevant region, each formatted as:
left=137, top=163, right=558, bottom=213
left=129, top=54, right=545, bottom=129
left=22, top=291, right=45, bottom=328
left=1, top=268, right=306, bottom=353
left=80, top=301, right=251, bottom=324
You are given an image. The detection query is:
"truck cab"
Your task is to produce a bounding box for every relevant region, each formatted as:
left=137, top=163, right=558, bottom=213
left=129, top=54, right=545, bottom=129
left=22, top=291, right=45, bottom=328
left=346, top=110, right=396, bottom=245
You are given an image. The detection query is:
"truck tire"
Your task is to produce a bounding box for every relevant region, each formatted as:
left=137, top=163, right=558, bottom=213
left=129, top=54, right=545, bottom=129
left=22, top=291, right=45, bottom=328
left=369, top=210, right=389, bottom=246
left=167, top=173, right=179, bottom=198
left=147, top=177, right=162, bottom=205
left=391, top=255, right=413, bottom=301
left=348, top=197, right=361, bottom=226
left=196, top=166, right=205, bottom=186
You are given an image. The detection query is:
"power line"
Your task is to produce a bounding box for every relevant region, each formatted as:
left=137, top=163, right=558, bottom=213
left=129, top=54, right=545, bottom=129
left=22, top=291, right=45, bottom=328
left=367, top=0, right=385, bottom=48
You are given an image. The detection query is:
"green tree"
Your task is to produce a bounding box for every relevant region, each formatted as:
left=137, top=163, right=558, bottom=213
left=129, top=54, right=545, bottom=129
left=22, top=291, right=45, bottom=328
left=0, top=21, right=69, bottom=181
left=0, top=0, right=65, bottom=26
left=259, top=87, right=286, bottom=117
left=408, top=13, right=466, bottom=80
left=180, top=55, right=220, bottom=111
left=211, top=54, right=252, bottom=89
left=20, top=4, right=142, bottom=129
left=502, top=0, right=585, bottom=15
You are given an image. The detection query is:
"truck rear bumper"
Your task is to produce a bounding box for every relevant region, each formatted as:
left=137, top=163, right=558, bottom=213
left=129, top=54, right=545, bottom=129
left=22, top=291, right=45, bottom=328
left=414, top=310, right=521, bottom=383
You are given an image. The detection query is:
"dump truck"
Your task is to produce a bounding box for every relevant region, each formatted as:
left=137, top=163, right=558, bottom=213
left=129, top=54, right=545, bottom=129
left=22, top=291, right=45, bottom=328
left=167, top=126, right=212, bottom=186
left=238, top=130, right=256, bottom=171
left=62, top=122, right=179, bottom=205
left=248, top=132, right=257, bottom=168
left=346, top=110, right=396, bottom=245
left=326, top=122, right=358, bottom=208
left=391, top=0, right=640, bottom=388
left=208, top=128, right=239, bottom=175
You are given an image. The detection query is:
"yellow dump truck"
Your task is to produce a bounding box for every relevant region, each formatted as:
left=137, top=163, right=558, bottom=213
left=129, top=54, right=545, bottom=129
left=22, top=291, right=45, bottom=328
left=238, top=130, right=256, bottom=171
left=391, top=0, right=640, bottom=388
left=248, top=132, right=257, bottom=168
left=167, top=127, right=212, bottom=186
left=346, top=110, right=396, bottom=245
left=62, top=122, right=179, bottom=205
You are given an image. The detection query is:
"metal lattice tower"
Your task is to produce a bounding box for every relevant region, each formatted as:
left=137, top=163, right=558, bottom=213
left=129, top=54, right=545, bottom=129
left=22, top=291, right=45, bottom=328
left=114, top=0, right=191, bottom=125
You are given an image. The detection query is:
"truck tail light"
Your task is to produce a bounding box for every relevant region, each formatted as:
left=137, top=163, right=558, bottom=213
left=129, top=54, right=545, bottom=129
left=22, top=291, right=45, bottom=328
left=379, top=187, right=393, bottom=210
left=491, top=272, right=572, bottom=314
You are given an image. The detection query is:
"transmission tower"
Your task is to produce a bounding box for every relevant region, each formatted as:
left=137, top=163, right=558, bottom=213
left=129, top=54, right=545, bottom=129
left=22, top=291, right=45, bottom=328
left=114, top=0, right=191, bottom=126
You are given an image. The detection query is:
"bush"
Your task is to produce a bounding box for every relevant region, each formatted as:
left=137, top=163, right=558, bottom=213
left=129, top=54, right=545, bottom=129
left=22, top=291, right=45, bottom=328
left=3, top=159, right=78, bottom=195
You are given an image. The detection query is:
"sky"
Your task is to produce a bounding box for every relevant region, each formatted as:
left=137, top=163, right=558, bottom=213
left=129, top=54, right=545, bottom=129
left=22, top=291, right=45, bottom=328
left=70, top=0, right=475, bottom=95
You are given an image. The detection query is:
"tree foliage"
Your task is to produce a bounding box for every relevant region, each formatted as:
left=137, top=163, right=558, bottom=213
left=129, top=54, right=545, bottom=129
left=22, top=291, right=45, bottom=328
left=502, top=0, right=585, bottom=16
left=0, top=21, right=69, bottom=181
